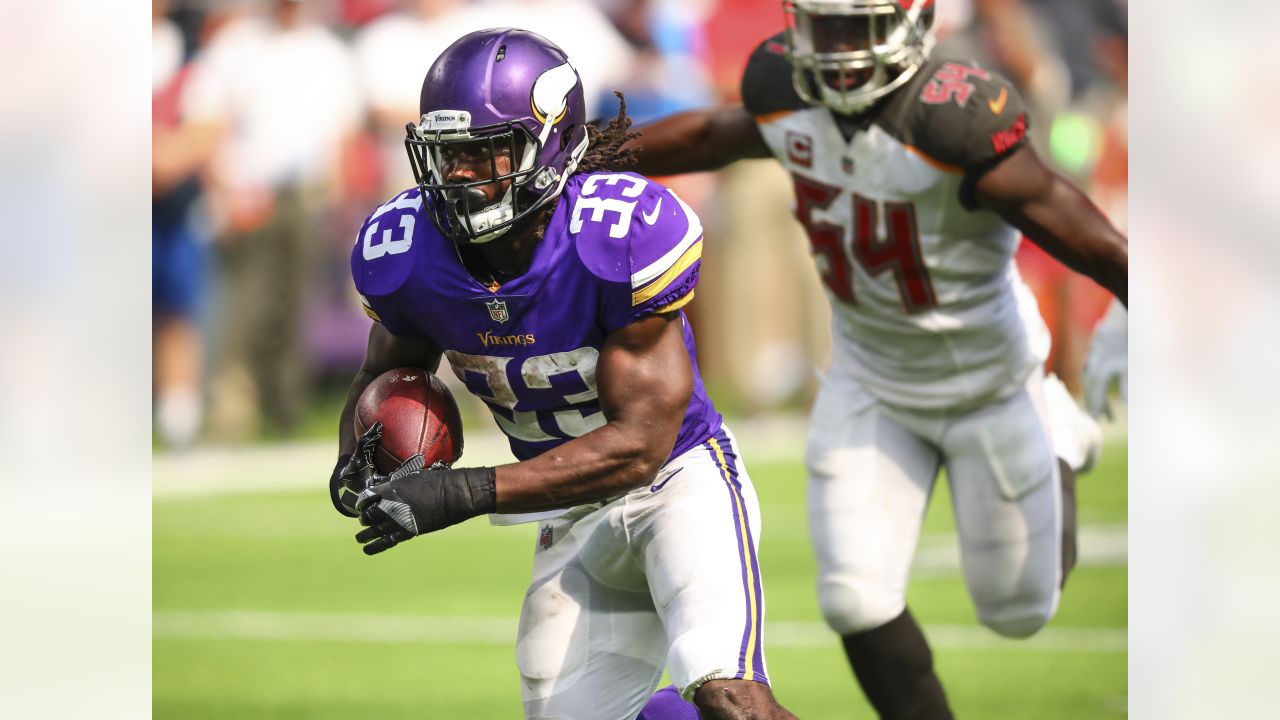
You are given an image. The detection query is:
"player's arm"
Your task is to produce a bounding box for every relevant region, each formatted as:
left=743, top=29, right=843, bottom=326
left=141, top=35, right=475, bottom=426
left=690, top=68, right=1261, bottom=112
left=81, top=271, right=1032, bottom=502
left=973, top=144, right=1128, bottom=305
left=628, top=106, right=771, bottom=176
left=351, top=311, right=693, bottom=554
left=495, top=310, right=691, bottom=510
left=627, top=31, right=802, bottom=177
left=330, top=323, right=442, bottom=518
left=152, top=120, right=223, bottom=195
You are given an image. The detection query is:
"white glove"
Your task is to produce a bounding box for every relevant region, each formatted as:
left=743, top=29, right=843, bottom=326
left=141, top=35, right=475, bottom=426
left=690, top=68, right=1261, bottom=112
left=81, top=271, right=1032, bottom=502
left=1083, top=302, right=1128, bottom=419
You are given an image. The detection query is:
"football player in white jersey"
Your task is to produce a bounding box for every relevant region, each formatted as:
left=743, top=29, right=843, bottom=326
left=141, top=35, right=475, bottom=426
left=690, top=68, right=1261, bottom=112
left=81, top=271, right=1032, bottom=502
left=625, top=1, right=1127, bottom=717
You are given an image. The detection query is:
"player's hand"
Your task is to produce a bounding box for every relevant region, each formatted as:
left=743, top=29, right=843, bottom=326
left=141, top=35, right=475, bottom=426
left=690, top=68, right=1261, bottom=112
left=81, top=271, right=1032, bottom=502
left=354, top=466, right=497, bottom=555
left=329, top=422, right=384, bottom=518
left=1083, top=303, right=1128, bottom=419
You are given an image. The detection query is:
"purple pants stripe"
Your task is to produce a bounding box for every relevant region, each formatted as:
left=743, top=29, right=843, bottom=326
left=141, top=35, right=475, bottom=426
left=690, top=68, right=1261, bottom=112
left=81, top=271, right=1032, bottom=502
left=705, top=428, right=768, bottom=684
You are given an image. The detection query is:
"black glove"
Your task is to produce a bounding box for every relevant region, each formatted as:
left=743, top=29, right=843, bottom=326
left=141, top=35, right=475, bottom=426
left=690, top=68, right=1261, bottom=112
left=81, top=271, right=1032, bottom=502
left=331, top=422, right=434, bottom=517
left=330, top=422, right=385, bottom=518
left=354, top=466, right=497, bottom=555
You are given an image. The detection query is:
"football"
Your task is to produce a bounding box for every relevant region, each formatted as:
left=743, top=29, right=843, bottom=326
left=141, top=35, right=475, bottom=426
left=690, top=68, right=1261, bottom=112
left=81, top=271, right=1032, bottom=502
left=355, top=368, right=464, bottom=474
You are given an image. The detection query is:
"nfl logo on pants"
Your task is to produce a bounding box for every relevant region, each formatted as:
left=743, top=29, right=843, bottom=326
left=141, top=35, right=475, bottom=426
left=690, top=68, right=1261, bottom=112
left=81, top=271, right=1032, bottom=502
left=538, top=524, right=554, bottom=551
left=486, top=299, right=509, bottom=323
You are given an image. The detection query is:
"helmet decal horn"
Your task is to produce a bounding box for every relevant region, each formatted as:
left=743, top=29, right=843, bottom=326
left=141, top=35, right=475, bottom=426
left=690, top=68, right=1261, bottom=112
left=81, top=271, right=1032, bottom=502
left=530, top=63, right=577, bottom=126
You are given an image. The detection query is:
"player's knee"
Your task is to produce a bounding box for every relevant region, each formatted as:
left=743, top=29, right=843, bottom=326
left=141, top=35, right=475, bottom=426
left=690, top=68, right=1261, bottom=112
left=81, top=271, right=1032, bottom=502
left=817, top=576, right=904, bottom=636
left=976, top=594, right=1056, bottom=638
left=515, top=569, right=589, bottom=693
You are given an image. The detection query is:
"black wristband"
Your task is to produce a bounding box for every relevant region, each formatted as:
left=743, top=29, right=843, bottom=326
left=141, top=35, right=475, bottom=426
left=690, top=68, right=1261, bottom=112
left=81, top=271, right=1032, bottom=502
left=392, top=466, right=497, bottom=533
left=436, top=466, right=498, bottom=529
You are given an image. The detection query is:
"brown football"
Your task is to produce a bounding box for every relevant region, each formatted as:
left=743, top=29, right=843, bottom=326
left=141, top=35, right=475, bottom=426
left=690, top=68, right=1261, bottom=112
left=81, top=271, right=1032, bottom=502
left=355, top=368, right=464, bottom=474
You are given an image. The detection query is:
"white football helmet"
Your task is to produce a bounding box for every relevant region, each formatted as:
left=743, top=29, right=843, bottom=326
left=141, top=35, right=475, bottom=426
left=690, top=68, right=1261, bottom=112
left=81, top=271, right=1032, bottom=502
left=783, top=0, right=937, bottom=114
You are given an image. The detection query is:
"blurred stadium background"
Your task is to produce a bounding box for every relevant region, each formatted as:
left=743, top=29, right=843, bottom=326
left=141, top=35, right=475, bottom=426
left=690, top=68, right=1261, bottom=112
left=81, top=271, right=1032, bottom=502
left=153, top=0, right=1128, bottom=716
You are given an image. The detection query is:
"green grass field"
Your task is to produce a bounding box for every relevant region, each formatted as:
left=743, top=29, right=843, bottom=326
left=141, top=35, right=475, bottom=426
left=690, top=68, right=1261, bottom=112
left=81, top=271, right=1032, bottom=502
left=154, top=432, right=1126, bottom=718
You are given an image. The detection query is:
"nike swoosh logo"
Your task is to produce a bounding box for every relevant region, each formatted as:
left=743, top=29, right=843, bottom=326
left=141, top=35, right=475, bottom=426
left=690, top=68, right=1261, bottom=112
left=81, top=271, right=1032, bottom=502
left=988, top=87, right=1008, bottom=114
left=642, top=197, right=663, bottom=225
left=650, top=468, right=683, bottom=493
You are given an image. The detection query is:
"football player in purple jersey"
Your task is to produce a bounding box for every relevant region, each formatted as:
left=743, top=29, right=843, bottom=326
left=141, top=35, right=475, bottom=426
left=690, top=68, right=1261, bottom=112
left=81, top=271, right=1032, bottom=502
left=327, top=28, right=795, bottom=720
left=624, top=1, right=1128, bottom=718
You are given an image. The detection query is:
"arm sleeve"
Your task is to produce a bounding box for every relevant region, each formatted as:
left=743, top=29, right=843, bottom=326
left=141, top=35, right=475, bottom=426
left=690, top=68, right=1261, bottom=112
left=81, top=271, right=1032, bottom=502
left=902, top=62, right=1033, bottom=208
left=741, top=32, right=809, bottom=118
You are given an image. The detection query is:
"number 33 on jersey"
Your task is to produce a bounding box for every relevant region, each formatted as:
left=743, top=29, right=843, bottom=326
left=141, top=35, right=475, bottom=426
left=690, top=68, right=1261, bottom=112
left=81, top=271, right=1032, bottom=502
left=351, top=172, right=722, bottom=463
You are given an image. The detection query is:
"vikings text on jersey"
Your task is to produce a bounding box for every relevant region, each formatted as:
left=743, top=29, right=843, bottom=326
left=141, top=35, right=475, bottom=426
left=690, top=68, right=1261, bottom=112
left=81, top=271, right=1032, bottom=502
left=352, top=172, right=722, bottom=464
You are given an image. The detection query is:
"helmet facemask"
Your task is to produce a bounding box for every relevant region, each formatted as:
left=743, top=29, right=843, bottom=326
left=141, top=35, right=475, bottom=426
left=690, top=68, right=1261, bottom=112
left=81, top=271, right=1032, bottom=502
left=406, top=110, right=561, bottom=244
left=784, top=0, right=936, bottom=115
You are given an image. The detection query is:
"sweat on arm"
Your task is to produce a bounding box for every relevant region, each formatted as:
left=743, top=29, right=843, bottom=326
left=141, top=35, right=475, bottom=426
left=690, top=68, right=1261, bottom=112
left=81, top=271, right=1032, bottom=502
left=492, top=310, right=693, bottom=512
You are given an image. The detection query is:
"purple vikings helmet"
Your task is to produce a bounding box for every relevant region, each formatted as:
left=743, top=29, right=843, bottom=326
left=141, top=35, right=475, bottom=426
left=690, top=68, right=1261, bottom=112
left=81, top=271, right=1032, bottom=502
left=405, top=29, right=589, bottom=244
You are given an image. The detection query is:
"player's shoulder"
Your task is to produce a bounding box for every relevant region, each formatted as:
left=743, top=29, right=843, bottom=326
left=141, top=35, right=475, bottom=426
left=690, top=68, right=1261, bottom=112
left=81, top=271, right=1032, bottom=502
left=741, top=32, right=808, bottom=117
left=562, top=171, right=702, bottom=305
left=877, top=55, right=1031, bottom=171
left=351, top=186, right=432, bottom=298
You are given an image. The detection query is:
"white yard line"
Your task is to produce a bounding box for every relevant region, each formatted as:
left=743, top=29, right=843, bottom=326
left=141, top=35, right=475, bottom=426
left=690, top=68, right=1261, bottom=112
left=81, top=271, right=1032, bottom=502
left=153, top=610, right=1125, bottom=653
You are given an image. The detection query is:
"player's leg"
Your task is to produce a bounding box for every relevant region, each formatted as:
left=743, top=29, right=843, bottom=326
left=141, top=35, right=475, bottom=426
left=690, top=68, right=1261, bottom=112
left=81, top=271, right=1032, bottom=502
left=807, top=376, right=952, bottom=719
left=250, top=189, right=307, bottom=435
left=1042, top=372, right=1101, bottom=585
left=1058, top=458, right=1078, bottom=585
left=630, top=426, right=794, bottom=719
left=942, top=372, right=1063, bottom=638
left=152, top=218, right=205, bottom=448
left=516, top=505, right=669, bottom=720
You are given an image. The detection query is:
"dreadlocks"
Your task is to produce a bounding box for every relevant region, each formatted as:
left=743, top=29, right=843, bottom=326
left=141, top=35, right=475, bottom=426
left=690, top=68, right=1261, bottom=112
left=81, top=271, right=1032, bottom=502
left=576, top=92, right=640, bottom=174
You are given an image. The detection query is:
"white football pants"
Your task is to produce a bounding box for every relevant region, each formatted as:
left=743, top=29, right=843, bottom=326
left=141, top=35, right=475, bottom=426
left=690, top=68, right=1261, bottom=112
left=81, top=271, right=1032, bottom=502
left=516, top=425, right=771, bottom=720
left=808, top=368, right=1073, bottom=639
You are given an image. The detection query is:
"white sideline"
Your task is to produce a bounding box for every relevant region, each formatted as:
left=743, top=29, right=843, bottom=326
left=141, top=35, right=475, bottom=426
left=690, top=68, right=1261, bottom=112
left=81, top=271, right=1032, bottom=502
left=153, top=610, right=1126, bottom=653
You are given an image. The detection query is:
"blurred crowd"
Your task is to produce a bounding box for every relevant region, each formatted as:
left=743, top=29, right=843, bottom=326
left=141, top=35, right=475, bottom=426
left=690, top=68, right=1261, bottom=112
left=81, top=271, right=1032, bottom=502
left=153, top=0, right=1127, bottom=448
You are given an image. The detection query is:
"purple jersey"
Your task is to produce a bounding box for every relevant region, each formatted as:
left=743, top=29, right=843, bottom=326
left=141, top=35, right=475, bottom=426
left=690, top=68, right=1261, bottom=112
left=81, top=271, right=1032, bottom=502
left=352, top=172, right=722, bottom=462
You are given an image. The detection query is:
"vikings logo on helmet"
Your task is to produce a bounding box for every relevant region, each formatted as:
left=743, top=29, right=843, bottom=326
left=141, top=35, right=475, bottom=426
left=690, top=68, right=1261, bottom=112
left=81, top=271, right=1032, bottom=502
left=530, top=62, right=578, bottom=126
left=784, top=0, right=937, bottom=114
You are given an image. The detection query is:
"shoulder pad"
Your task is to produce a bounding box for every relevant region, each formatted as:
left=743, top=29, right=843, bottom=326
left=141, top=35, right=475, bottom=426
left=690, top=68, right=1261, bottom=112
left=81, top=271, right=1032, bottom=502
left=878, top=57, right=1031, bottom=172
left=742, top=32, right=808, bottom=117
left=350, top=188, right=427, bottom=329
left=565, top=172, right=703, bottom=319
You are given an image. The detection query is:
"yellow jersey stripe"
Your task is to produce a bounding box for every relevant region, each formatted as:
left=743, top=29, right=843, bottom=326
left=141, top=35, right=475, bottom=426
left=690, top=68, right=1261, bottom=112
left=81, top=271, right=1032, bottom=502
left=359, top=294, right=382, bottom=322
left=632, top=239, right=702, bottom=306
left=631, top=191, right=702, bottom=287
left=711, top=435, right=757, bottom=681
